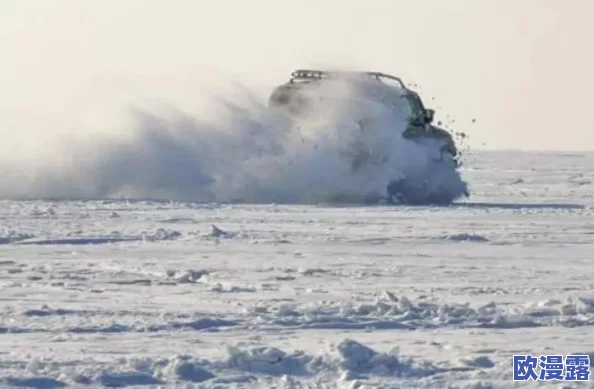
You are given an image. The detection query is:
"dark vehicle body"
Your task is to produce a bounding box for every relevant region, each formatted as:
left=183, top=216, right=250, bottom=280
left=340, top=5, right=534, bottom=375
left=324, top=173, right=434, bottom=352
left=268, top=70, right=467, bottom=204
left=269, top=70, right=459, bottom=163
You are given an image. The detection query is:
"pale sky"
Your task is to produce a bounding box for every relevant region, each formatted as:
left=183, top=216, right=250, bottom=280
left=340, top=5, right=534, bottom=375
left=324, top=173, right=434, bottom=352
left=1, top=0, right=593, bottom=151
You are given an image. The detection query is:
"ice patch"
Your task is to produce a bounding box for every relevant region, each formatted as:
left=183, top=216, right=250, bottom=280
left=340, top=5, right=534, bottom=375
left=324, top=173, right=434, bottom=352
left=211, top=283, right=258, bottom=293
left=167, top=269, right=209, bottom=283
left=142, top=228, right=182, bottom=241
left=0, top=230, right=35, bottom=244
left=458, top=356, right=495, bottom=369
left=249, top=293, right=594, bottom=331
left=335, top=339, right=439, bottom=378
left=96, top=372, right=163, bottom=387
left=3, top=307, right=240, bottom=334
left=225, top=346, right=312, bottom=376
left=22, top=306, right=79, bottom=317
left=15, top=237, right=140, bottom=245
left=59, top=355, right=217, bottom=387
left=216, top=339, right=449, bottom=384
left=159, top=317, right=239, bottom=332
left=209, top=224, right=235, bottom=238
left=9, top=228, right=182, bottom=246
left=439, top=233, right=489, bottom=242
left=3, top=377, right=66, bottom=389
left=67, top=323, right=131, bottom=334
left=0, top=341, right=454, bottom=388
left=298, top=267, right=331, bottom=276
left=29, top=206, right=57, bottom=217
left=162, top=356, right=216, bottom=383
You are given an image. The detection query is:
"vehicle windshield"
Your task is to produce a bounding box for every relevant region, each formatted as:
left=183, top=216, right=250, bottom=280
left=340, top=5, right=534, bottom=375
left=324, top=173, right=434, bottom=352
left=403, top=93, right=426, bottom=120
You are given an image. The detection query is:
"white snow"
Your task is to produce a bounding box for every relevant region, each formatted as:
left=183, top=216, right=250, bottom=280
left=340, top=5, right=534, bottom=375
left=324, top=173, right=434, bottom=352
left=0, top=78, right=468, bottom=205
left=1, top=150, right=594, bottom=388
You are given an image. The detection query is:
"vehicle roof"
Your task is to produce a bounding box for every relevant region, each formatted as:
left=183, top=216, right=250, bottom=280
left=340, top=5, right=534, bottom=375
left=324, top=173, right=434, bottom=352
left=290, top=69, right=407, bottom=89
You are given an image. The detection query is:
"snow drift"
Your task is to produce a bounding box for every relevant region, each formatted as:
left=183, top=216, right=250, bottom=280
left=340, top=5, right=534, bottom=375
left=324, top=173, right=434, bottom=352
left=0, top=77, right=468, bottom=204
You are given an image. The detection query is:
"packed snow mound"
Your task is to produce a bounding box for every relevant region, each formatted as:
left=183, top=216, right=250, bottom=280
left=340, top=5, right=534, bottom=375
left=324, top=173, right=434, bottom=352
left=0, top=79, right=468, bottom=205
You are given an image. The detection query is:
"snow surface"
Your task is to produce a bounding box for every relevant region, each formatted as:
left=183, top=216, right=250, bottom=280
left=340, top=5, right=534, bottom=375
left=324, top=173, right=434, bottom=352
left=1, top=150, right=594, bottom=388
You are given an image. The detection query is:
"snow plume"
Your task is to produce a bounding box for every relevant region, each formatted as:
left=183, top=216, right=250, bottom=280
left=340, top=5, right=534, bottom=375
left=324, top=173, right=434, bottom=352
left=0, top=76, right=468, bottom=204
